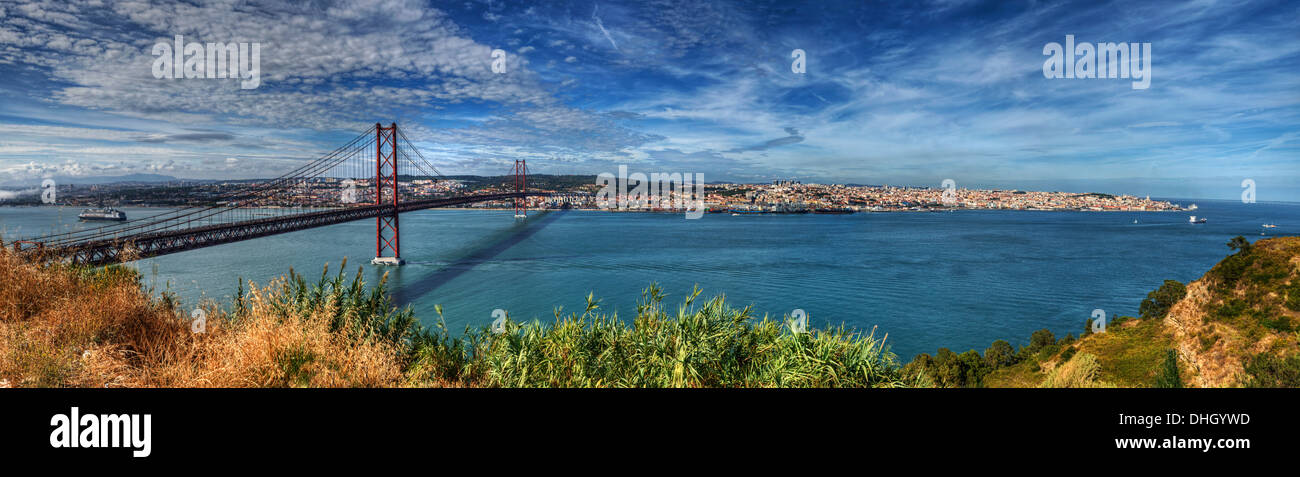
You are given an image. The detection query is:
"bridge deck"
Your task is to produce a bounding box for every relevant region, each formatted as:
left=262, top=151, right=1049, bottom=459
left=22, top=192, right=544, bottom=267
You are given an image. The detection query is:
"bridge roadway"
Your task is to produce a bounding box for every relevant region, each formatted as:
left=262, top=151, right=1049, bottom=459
left=30, top=192, right=547, bottom=267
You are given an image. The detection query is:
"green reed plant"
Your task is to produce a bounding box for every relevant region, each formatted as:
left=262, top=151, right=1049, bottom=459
left=259, top=262, right=912, bottom=388
left=410, top=284, right=912, bottom=388
left=272, top=259, right=423, bottom=358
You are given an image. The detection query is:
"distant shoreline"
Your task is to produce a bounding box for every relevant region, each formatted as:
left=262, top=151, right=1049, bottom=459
left=0, top=204, right=1200, bottom=213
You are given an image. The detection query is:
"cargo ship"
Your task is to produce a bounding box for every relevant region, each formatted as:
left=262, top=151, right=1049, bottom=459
left=726, top=207, right=812, bottom=215
left=812, top=208, right=854, bottom=214
left=78, top=206, right=127, bottom=221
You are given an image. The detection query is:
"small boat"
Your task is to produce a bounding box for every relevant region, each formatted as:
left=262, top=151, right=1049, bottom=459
left=1189, top=215, right=1207, bottom=224
left=1187, top=204, right=1199, bottom=211
left=78, top=206, right=127, bottom=221
left=1263, top=224, right=1278, bottom=228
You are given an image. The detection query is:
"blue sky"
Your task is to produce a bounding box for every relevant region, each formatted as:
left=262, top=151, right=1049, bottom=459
left=0, top=0, right=1296, bottom=200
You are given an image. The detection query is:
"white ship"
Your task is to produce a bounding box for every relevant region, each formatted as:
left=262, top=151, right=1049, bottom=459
left=1189, top=215, right=1207, bottom=224
left=78, top=206, right=127, bottom=221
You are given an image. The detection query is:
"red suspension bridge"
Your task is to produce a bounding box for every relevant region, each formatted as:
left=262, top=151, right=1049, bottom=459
left=8, top=123, right=546, bottom=267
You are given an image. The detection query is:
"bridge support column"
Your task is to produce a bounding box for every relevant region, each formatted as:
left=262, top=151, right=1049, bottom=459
left=513, top=159, right=527, bottom=218
left=373, top=122, right=404, bottom=266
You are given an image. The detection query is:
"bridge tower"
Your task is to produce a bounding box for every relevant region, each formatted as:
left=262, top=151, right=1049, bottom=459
left=512, top=159, right=527, bottom=218
left=372, top=122, right=404, bottom=266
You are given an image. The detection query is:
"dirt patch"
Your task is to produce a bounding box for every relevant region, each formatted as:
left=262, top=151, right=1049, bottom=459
left=1164, top=280, right=1244, bottom=387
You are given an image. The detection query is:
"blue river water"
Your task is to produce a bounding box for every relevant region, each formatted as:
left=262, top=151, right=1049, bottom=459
left=2, top=199, right=1297, bottom=360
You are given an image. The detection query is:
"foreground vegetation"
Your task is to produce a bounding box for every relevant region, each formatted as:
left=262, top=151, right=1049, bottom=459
left=3, top=235, right=1299, bottom=388
left=0, top=248, right=909, bottom=388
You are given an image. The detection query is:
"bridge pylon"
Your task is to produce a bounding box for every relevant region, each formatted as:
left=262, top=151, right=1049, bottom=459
left=372, top=122, right=404, bottom=266
left=512, top=159, right=527, bottom=219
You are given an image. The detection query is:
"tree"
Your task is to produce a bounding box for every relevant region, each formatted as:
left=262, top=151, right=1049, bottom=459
left=958, top=350, right=990, bottom=386
left=985, top=340, right=1017, bottom=368
left=1029, top=329, right=1055, bottom=350
left=933, top=348, right=963, bottom=387
left=1227, top=236, right=1251, bottom=254
left=1154, top=349, right=1182, bottom=388
left=1139, top=280, right=1187, bottom=320
left=1216, top=236, right=1256, bottom=289
left=903, top=353, right=934, bottom=385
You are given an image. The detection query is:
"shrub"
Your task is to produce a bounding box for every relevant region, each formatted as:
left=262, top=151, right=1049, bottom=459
left=1198, top=333, right=1219, bottom=351
left=1058, top=333, right=1075, bottom=347
left=1260, top=314, right=1295, bottom=333
left=1243, top=352, right=1300, bottom=388
left=1036, top=344, right=1061, bottom=362
left=1286, top=281, right=1300, bottom=312
left=1211, top=298, right=1249, bottom=323
left=907, top=347, right=991, bottom=388
left=984, top=340, right=1016, bottom=368
left=1015, top=328, right=1057, bottom=362
left=1139, top=280, right=1186, bottom=320
left=1212, top=237, right=1255, bottom=291
left=1153, top=349, right=1182, bottom=388
left=957, top=349, right=990, bottom=387
left=1029, top=328, right=1056, bottom=350
left=1058, top=346, right=1077, bottom=363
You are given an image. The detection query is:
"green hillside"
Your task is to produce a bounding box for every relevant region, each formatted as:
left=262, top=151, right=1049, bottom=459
left=906, top=236, right=1300, bottom=388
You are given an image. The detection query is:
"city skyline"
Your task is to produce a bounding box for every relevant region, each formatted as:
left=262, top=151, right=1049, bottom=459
left=0, top=0, right=1296, bottom=201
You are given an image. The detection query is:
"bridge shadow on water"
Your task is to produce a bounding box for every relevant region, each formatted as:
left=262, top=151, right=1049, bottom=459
left=392, top=209, right=567, bottom=304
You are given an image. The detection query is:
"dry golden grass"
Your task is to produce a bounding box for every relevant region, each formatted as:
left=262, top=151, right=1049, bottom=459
left=0, top=248, right=415, bottom=388
left=1038, top=353, right=1112, bottom=388
left=0, top=246, right=907, bottom=388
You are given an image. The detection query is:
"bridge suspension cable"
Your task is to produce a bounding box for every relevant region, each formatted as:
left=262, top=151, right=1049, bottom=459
left=10, top=122, right=538, bottom=266
left=24, top=125, right=382, bottom=247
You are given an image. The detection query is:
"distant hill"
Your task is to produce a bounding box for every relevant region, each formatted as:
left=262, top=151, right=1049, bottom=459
left=0, top=173, right=182, bottom=187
